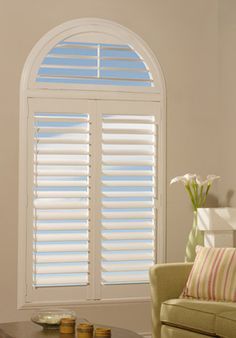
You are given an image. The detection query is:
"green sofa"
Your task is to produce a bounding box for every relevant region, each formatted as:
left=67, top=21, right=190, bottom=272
left=150, top=263, right=236, bottom=338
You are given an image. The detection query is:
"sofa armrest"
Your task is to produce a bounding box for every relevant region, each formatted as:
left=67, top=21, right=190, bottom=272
left=149, top=263, right=193, bottom=338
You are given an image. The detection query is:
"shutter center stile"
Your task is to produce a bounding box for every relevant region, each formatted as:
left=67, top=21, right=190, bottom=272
left=87, top=100, right=103, bottom=300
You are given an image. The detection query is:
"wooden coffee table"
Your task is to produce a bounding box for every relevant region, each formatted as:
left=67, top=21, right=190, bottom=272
left=0, top=321, right=143, bottom=338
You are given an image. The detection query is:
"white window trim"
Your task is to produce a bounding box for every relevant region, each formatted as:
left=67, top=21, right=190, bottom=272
left=18, top=18, right=166, bottom=309
left=26, top=19, right=161, bottom=93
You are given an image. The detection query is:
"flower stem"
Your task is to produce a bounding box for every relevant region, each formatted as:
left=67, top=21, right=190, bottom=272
left=185, top=184, right=197, bottom=211
left=202, top=183, right=211, bottom=206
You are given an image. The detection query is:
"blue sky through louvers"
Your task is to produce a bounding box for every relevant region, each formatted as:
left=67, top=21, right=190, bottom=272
left=36, top=41, right=153, bottom=87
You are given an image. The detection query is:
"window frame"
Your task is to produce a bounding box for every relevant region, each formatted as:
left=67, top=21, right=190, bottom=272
left=18, top=18, right=166, bottom=309
left=28, top=23, right=161, bottom=93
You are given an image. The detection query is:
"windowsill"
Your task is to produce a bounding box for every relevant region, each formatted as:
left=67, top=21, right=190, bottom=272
left=18, top=297, right=151, bottom=310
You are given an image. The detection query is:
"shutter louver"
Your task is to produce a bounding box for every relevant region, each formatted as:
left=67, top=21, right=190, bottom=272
left=36, top=41, right=153, bottom=88
left=101, top=114, right=156, bottom=285
left=33, top=112, right=90, bottom=287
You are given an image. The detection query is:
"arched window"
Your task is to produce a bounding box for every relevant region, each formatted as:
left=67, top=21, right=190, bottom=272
left=18, top=18, right=166, bottom=307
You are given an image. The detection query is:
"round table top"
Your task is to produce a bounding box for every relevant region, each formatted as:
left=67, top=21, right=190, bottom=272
left=0, top=321, right=143, bottom=338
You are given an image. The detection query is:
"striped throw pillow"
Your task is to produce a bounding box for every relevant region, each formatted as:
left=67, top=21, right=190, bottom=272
left=182, top=246, right=236, bottom=302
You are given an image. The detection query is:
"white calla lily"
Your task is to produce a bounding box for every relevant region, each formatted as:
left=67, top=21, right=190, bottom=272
left=196, top=176, right=208, bottom=186
left=206, top=175, right=220, bottom=184
left=170, top=176, right=185, bottom=184
left=196, top=176, right=202, bottom=185
left=170, top=173, right=220, bottom=211
left=183, top=173, right=197, bottom=183
left=170, top=173, right=197, bottom=185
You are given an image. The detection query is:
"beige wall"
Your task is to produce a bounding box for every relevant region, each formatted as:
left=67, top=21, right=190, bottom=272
left=218, top=0, right=236, bottom=220
left=0, top=0, right=219, bottom=333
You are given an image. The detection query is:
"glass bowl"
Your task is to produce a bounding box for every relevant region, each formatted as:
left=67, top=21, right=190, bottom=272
left=31, top=309, right=76, bottom=329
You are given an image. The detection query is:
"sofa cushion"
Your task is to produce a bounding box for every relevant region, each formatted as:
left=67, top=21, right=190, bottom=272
left=161, top=325, right=213, bottom=338
left=215, top=311, right=236, bottom=338
left=182, top=246, right=236, bottom=302
left=161, top=298, right=236, bottom=335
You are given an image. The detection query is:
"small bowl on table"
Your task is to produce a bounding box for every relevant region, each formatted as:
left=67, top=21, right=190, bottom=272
left=31, top=309, right=76, bottom=330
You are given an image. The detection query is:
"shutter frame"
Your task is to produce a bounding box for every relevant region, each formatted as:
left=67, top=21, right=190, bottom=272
left=18, top=18, right=165, bottom=309
left=24, top=98, right=160, bottom=304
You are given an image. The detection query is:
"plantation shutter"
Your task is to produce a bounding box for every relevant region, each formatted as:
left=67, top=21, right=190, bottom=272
left=27, top=98, right=159, bottom=302
left=35, top=39, right=153, bottom=88
left=27, top=98, right=91, bottom=302
left=98, top=100, right=159, bottom=299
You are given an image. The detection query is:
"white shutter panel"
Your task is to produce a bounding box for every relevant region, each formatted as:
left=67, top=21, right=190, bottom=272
left=100, top=111, right=157, bottom=286
left=33, top=109, right=90, bottom=288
